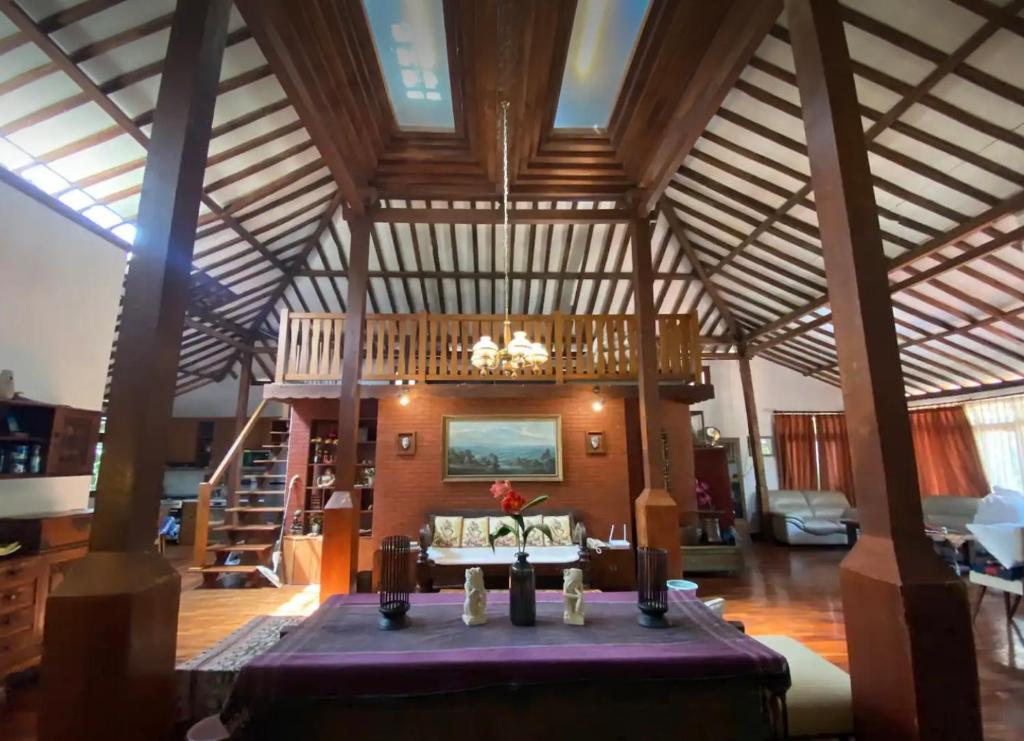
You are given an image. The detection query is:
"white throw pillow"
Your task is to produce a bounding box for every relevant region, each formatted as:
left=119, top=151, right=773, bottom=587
left=490, top=516, right=517, bottom=547
left=543, top=515, right=573, bottom=546
left=432, top=516, right=463, bottom=547
left=461, top=517, right=490, bottom=547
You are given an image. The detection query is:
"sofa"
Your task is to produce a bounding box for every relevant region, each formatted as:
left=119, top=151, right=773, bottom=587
left=766, top=490, right=852, bottom=545
left=416, top=510, right=589, bottom=591
left=921, top=495, right=980, bottom=532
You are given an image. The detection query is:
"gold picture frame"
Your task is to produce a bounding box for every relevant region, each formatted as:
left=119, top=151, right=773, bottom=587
left=442, top=415, right=563, bottom=482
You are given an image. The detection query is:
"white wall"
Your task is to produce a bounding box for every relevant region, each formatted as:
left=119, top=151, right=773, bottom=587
left=0, top=180, right=126, bottom=516
left=172, top=375, right=285, bottom=418
left=694, top=358, right=845, bottom=529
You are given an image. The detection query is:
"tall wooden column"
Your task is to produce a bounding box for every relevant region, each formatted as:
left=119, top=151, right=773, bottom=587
left=737, top=351, right=769, bottom=531
left=227, top=351, right=253, bottom=523
left=322, top=213, right=371, bottom=598
left=38, top=3, right=231, bottom=740
left=630, top=214, right=682, bottom=578
left=787, top=2, right=981, bottom=738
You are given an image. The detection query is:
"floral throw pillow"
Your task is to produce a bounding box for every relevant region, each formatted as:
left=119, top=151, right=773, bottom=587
left=524, top=515, right=547, bottom=546
left=543, top=515, right=573, bottom=546
left=461, top=517, right=490, bottom=547
left=490, top=516, right=518, bottom=547
left=432, top=516, right=463, bottom=548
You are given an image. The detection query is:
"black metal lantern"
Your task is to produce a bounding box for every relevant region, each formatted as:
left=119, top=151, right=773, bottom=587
left=379, top=535, right=411, bottom=630
left=636, top=546, right=670, bottom=628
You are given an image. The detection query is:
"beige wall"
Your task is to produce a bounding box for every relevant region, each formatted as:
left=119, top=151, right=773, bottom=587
left=0, top=180, right=126, bottom=517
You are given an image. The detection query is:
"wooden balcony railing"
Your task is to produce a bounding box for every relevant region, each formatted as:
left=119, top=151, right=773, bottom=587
left=273, top=311, right=702, bottom=384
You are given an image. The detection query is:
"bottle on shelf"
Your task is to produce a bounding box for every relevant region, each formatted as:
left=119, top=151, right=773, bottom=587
left=29, top=444, right=42, bottom=474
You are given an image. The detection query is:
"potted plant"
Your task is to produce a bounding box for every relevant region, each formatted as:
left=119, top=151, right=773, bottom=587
left=488, top=480, right=552, bottom=626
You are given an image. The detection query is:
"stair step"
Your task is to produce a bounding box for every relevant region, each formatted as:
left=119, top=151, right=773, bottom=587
left=198, top=565, right=263, bottom=574
left=242, top=473, right=286, bottom=479
left=206, top=543, right=273, bottom=552
left=211, top=524, right=279, bottom=533
left=239, top=489, right=286, bottom=495
left=225, top=507, right=285, bottom=513
left=261, top=444, right=286, bottom=449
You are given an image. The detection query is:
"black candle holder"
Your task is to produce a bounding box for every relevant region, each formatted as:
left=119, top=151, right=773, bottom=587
left=379, top=535, right=411, bottom=630
left=636, top=547, right=670, bottom=629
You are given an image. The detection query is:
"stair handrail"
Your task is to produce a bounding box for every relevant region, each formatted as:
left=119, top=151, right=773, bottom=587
left=192, top=398, right=270, bottom=567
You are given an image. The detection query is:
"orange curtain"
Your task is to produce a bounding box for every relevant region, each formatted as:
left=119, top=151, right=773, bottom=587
left=909, top=406, right=989, bottom=497
left=774, top=414, right=817, bottom=490
left=816, top=414, right=856, bottom=505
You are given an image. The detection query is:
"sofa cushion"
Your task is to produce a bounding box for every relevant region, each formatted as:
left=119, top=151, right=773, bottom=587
left=790, top=517, right=846, bottom=537
left=428, top=546, right=581, bottom=566
left=461, top=516, right=490, bottom=547
left=490, top=516, right=517, bottom=547
left=752, top=635, right=852, bottom=738
left=543, top=515, right=573, bottom=545
left=922, top=495, right=980, bottom=532
left=432, top=516, right=463, bottom=547
left=766, top=490, right=812, bottom=516
left=806, top=490, right=850, bottom=520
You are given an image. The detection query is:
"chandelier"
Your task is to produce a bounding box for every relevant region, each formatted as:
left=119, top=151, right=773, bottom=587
left=470, top=101, right=549, bottom=377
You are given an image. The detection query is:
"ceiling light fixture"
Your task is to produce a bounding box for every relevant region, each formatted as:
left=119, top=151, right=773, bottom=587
left=470, top=100, right=549, bottom=378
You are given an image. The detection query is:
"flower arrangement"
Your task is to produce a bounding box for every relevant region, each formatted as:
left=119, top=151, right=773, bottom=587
left=696, top=479, right=713, bottom=511
left=488, top=480, right=551, bottom=552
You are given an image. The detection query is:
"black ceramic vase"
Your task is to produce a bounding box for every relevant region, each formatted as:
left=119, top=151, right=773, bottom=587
left=509, top=551, right=536, bottom=626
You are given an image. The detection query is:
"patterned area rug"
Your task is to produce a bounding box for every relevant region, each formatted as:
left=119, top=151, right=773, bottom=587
left=176, top=615, right=303, bottom=724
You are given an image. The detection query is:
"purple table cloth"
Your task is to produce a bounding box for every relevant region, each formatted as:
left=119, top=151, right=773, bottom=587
left=222, top=590, right=788, bottom=735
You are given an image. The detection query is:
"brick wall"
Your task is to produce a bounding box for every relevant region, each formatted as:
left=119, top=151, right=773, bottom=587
left=372, top=394, right=634, bottom=547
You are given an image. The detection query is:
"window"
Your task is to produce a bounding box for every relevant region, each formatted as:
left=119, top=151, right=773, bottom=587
left=554, top=0, right=650, bottom=130
left=965, top=396, right=1024, bottom=493
left=363, top=0, right=455, bottom=131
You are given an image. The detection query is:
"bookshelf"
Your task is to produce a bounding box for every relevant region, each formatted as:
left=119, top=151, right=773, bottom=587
left=304, top=399, right=377, bottom=536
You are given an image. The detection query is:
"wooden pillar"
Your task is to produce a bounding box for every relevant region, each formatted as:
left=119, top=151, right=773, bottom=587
left=322, top=214, right=370, bottom=597
left=227, top=351, right=253, bottom=524
left=787, top=2, right=981, bottom=738
left=38, top=2, right=231, bottom=740
left=737, top=352, right=768, bottom=531
left=630, top=215, right=682, bottom=578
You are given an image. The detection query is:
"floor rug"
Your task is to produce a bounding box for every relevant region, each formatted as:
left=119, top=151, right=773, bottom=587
left=176, top=615, right=302, bottom=724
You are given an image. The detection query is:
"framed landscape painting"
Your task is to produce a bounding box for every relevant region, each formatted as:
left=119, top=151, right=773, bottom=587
left=442, top=415, right=563, bottom=482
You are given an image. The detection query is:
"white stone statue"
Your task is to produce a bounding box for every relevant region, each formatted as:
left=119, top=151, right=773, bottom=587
left=563, top=568, right=585, bottom=626
left=0, top=370, right=13, bottom=401
left=462, top=567, right=487, bottom=626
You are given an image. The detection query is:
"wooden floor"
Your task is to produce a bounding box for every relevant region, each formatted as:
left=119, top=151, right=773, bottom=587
left=2, top=542, right=1022, bottom=739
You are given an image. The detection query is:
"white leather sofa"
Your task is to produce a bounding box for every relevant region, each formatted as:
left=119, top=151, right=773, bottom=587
left=766, top=490, right=852, bottom=545
left=921, top=495, right=980, bottom=532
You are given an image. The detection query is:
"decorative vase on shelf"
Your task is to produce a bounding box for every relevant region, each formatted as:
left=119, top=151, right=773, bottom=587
left=509, top=551, right=536, bottom=626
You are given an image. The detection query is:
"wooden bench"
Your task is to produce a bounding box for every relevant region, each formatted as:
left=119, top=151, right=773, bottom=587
left=753, top=635, right=853, bottom=740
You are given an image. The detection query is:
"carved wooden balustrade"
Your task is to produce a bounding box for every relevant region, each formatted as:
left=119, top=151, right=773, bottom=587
left=274, top=310, right=702, bottom=384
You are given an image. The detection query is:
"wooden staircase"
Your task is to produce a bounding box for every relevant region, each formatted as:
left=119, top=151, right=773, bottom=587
left=192, top=400, right=292, bottom=587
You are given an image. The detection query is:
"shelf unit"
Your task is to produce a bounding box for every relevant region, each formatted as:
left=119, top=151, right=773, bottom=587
left=304, top=399, right=377, bottom=537
left=0, top=399, right=101, bottom=479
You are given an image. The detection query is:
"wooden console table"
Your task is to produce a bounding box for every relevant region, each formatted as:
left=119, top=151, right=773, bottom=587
left=0, top=510, right=91, bottom=680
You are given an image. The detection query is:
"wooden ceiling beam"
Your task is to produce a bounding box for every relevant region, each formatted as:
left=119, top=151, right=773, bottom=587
left=637, top=0, right=781, bottom=213
left=367, top=207, right=635, bottom=225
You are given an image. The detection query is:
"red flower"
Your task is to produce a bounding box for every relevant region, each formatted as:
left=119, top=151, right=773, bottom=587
left=490, top=480, right=512, bottom=500
left=501, top=490, right=525, bottom=515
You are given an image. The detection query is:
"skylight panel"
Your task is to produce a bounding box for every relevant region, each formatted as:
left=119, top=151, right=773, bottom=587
left=554, top=0, right=650, bottom=130
left=21, top=164, right=69, bottom=194
left=82, top=205, right=121, bottom=229
left=363, top=0, right=454, bottom=131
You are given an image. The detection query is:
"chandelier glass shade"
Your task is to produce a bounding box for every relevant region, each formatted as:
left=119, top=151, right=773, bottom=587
left=469, top=100, right=550, bottom=377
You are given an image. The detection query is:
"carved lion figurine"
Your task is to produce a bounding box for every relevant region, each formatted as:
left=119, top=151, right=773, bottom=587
left=462, top=567, right=487, bottom=626
left=563, top=567, right=585, bottom=626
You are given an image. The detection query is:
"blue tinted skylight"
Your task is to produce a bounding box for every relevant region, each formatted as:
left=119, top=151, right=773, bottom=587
left=555, top=0, right=650, bottom=130
left=363, top=0, right=455, bottom=131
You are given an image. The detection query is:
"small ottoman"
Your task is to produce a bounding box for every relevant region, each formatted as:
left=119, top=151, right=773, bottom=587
left=753, top=635, right=853, bottom=739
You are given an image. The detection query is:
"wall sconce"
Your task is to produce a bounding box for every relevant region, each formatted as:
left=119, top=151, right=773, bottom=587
left=399, top=390, right=411, bottom=406
left=591, top=386, right=604, bottom=412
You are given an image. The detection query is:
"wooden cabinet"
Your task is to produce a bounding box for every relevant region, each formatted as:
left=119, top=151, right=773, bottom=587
left=0, top=399, right=100, bottom=479
left=46, top=406, right=102, bottom=476
left=694, top=446, right=734, bottom=529
left=0, top=511, right=90, bottom=679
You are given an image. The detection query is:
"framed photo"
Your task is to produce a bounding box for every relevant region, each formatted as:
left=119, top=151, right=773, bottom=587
left=396, top=432, right=416, bottom=456
left=760, top=436, right=775, bottom=457
left=584, top=431, right=606, bottom=455
left=442, top=415, right=563, bottom=482
left=690, top=411, right=705, bottom=444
